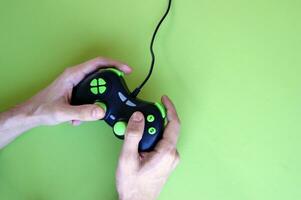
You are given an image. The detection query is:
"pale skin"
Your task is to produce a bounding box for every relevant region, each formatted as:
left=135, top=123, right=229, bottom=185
left=0, top=57, right=180, bottom=200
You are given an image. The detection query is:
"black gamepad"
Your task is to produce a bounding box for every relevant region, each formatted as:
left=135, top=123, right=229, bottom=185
left=71, top=68, right=167, bottom=152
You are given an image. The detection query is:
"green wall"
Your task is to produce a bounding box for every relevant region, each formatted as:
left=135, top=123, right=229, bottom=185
left=0, top=0, right=301, bottom=199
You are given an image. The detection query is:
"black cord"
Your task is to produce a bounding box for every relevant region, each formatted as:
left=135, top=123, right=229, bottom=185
left=131, top=0, right=172, bottom=97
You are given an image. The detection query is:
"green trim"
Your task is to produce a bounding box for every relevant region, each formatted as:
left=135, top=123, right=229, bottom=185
left=164, top=118, right=168, bottom=127
left=105, top=68, right=124, bottom=77
left=154, top=102, right=166, bottom=118
left=113, top=121, right=127, bottom=136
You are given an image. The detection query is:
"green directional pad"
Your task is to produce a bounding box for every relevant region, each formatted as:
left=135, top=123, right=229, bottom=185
left=90, top=78, right=107, bottom=95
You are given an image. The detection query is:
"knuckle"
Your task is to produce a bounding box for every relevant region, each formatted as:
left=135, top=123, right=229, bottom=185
left=161, top=143, right=176, bottom=156
left=126, top=124, right=143, bottom=138
left=174, top=118, right=181, bottom=127
left=62, top=67, right=76, bottom=81
left=171, top=120, right=181, bottom=132
left=165, top=149, right=178, bottom=164
left=78, top=110, right=90, bottom=120
left=125, top=130, right=141, bottom=140
left=95, top=56, right=104, bottom=61
left=160, top=140, right=174, bottom=151
left=63, top=67, right=74, bottom=75
left=94, top=56, right=105, bottom=65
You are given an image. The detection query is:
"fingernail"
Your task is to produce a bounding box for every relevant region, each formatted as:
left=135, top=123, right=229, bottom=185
left=92, top=108, right=103, bottom=118
left=123, top=65, right=131, bottom=72
left=132, top=112, right=143, bottom=122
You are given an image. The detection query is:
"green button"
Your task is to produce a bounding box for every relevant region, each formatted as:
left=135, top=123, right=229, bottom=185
left=148, top=127, right=157, bottom=135
left=90, top=87, right=98, bottom=95
left=98, top=86, right=106, bottom=94
left=113, top=121, right=127, bottom=136
left=90, top=79, right=98, bottom=86
left=147, top=115, right=155, bottom=122
left=98, top=78, right=106, bottom=85
left=154, top=102, right=166, bottom=118
left=94, top=102, right=107, bottom=112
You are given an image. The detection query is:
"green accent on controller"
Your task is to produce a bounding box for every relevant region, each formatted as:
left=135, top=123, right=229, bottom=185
left=106, top=68, right=124, bottom=77
left=147, top=114, right=155, bottom=122
left=164, top=118, right=168, bottom=126
left=94, top=102, right=107, bottom=112
left=90, top=87, right=98, bottom=95
left=154, top=102, right=166, bottom=118
left=113, top=121, right=127, bottom=136
left=90, top=78, right=107, bottom=95
left=148, top=127, right=157, bottom=135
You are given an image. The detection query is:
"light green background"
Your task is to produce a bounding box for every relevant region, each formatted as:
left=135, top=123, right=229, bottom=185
left=0, top=0, right=301, bottom=199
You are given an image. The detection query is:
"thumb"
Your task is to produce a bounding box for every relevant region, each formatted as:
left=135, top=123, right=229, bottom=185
left=60, top=104, right=105, bottom=122
left=120, top=112, right=144, bottom=162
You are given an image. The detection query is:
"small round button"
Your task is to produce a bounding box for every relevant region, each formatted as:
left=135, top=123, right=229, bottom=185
left=147, top=114, right=155, bottom=122
left=148, top=127, right=157, bottom=135
left=113, top=121, right=127, bottom=136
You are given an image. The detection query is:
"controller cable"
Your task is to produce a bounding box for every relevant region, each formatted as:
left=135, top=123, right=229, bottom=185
left=131, top=0, right=172, bottom=97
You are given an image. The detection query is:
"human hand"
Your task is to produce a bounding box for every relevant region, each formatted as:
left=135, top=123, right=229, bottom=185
left=22, top=57, right=132, bottom=126
left=116, top=95, right=181, bottom=200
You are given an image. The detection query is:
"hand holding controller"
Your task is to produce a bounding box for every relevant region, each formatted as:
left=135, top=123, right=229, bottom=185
left=71, top=68, right=167, bottom=152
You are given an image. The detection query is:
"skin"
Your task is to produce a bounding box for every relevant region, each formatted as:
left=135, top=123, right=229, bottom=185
left=0, top=57, right=180, bottom=200
left=117, top=96, right=181, bottom=200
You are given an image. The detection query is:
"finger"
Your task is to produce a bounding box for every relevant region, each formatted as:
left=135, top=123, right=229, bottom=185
left=120, top=112, right=144, bottom=163
left=58, top=104, right=105, bottom=122
left=96, top=57, right=132, bottom=74
left=155, top=95, right=181, bottom=152
left=71, top=120, right=82, bottom=126
left=64, top=57, right=132, bottom=86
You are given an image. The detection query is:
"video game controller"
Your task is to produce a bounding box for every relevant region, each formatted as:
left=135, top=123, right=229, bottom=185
left=71, top=68, right=167, bottom=152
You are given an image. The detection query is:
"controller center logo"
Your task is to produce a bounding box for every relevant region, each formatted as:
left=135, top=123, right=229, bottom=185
left=90, top=78, right=107, bottom=95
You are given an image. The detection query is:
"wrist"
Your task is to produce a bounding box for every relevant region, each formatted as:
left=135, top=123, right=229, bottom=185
left=0, top=102, right=42, bottom=133
left=21, top=101, right=46, bottom=127
left=0, top=102, right=43, bottom=149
